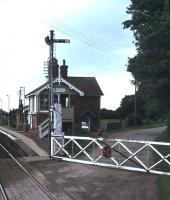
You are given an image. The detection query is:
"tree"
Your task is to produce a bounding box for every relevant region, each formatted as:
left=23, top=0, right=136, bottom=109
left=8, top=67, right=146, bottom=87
left=123, top=0, right=170, bottom=118
left=0, top=109, right=8, bottom=126
left=116, top=93, right=145, bottom=125
left=9, top=109, right=17, bottom=128
left=100, top=108, right=119, bottom=119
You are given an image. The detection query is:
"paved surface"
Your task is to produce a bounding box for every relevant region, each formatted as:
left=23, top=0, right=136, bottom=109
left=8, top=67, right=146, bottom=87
left=0, top=126, right=166, bottom=199
left=26, top=159, right=157, bottom=200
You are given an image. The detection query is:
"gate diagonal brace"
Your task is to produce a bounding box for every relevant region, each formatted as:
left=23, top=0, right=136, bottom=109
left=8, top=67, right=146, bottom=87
left=100, top=139, right=147, bottom=170
left=112, top=146, right=147, bottom=170
left=149, top=153, right=170, bottom=170
left=118, top=142, right=148, bottom=170
left=149, top=144, right=170, bottom=166
left=72, top=139, right=93, bottom=161
left=53, top=138, right=71, bottom=158
left=51, top=136, right=170, bottom=176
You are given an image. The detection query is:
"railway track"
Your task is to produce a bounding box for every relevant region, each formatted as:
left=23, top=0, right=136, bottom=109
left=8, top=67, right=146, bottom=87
left=0, top=131, right=56, bottom=200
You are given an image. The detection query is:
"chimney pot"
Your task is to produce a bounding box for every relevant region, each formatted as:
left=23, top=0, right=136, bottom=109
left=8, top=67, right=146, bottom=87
left=60, top=59, right=68, bottom=79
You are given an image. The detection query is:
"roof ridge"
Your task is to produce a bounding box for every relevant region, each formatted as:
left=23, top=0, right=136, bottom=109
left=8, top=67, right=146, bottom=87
left=26, top=76, right=103, bottom=97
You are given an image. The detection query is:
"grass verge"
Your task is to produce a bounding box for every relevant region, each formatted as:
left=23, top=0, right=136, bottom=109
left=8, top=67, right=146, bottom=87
left=155, top=129, right=170, bottom=200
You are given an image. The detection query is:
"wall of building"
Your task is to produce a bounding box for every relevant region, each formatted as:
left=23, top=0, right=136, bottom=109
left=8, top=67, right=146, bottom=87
left=29, top=114, right=37, bottom=138
left=71, top=95, right=101, bottom=132
left=29, top=112, right=48, bottom=138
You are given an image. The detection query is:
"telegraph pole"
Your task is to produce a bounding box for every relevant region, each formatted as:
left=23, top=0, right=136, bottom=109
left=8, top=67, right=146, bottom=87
left=45, top=30, right=70, bottom=158
left=6, top=95, right=10, bottom=127
left=0, top=98, right=2, bottom=125
left=19, top=86, right=25, bottom=131
left=134, top=81, right=137, bottom=126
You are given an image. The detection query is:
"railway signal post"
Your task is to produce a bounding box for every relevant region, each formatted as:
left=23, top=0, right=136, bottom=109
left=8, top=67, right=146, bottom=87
left=45, top=30, right=70, bottom=158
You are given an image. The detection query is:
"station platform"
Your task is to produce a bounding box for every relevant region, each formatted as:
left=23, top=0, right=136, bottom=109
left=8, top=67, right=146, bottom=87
left=0, top=126, right=49, bottom=157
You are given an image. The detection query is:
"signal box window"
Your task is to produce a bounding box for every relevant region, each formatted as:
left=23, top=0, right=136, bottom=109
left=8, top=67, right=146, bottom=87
left=40, top=94, right=49, bottom=111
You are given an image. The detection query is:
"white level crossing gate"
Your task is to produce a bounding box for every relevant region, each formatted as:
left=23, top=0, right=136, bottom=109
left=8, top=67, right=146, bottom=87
left=51, top=136, right=170, bottom=176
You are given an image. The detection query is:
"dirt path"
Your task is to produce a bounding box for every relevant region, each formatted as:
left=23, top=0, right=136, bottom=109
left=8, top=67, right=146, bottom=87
left=28, top=127, right=166, bottom=200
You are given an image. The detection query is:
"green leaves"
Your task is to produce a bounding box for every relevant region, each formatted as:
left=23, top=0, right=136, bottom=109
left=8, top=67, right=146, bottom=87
left=123, top=0, right=170, bottom=119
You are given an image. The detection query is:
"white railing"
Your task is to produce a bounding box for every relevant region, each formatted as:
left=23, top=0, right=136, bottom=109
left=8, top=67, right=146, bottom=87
left=38, top=118, right=49, bottom=139
left=51, top=136, right=170, bottom=176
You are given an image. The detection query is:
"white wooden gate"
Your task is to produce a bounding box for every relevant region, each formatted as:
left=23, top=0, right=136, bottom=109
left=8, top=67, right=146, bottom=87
left=51, top=136, right=170, bottom=176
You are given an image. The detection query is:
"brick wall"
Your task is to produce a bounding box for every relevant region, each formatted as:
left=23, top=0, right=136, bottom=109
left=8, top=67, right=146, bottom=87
left=71, top=95, right=101, bottom=132
left=29, top=113, right=48, bottom=138
left=29, top=95, right=101, bottom=137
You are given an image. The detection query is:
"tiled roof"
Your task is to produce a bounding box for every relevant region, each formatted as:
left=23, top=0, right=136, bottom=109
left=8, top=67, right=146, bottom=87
left=26, top=82, right=48, bottom=97
left=67, top=77, right=103, bottom=96
left=26, top=77, right=103, bottom=97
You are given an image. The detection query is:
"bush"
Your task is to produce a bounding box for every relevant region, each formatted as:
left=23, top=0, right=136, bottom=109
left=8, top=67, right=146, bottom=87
left=156, top=176, right=170, bottom=200
left=166, top=118, right=170, bottom=129
left=155, top=129, right=170, bottom=200
left=127, top=114, right=143, bottom=127
left=107, top=121, right=121, bottom=131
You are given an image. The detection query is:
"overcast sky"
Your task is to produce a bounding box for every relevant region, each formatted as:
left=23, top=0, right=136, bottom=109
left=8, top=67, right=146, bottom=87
left=0, top=0, right=136, bottom=111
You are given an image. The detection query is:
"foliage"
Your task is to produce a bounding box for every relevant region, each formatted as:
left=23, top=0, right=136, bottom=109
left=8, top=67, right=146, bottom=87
left=156, top=176, right=170, bottom=200
left=0, top=109, right=8, bottom=125
left=123, top=0, right=170, bottom=119
left=155, top=129, right=170, bottom=200
left=106, top=121, right=121, bottom=131
left=100, top=108, right=120, bottom=119
left=117, top=95, right=136, bottom=118
left=9, top=109, right=17, bottom=128
left=116, top=94, right=145, bottom=125
left=0, top=108, right=17, bottom=127
left=165, top=117, right=170, bottom=129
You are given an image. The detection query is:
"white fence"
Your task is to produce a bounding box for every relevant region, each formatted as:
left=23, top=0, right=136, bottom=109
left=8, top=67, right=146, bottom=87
left=51, top=136, right=170, bottom=176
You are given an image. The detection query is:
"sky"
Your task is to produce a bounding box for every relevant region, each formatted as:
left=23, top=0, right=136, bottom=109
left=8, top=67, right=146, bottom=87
left=0, top=0, right=136, bottom=112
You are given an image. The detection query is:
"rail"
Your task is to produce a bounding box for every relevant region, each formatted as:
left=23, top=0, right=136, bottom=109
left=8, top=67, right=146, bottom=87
left=0, top=142, right=56, bottom=200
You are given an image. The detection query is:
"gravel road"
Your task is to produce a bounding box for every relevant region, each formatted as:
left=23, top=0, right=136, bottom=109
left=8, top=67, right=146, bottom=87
left=108, top=126, right=166, bottom=141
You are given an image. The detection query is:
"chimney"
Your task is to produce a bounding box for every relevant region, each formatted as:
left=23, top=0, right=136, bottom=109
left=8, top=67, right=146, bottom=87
left=51, top=58, right=59, bottom=79
left=60, top=59, right=68, bottom=79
